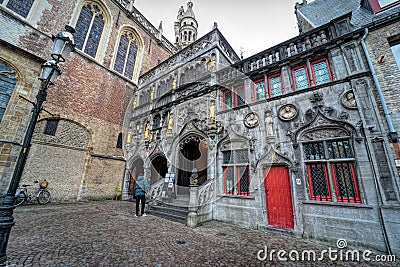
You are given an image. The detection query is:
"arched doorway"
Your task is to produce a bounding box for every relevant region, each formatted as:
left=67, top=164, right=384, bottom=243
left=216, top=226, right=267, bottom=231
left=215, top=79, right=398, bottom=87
left=129, top=158, right=144, bottom=198
left=150, top=155, right=168, bottom=184
left=177, top=135, right=208, bottom=194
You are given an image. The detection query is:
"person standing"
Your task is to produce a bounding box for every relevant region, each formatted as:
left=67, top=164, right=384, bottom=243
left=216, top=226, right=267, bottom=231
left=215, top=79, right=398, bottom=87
left=134, top=173, right=149, bottom=217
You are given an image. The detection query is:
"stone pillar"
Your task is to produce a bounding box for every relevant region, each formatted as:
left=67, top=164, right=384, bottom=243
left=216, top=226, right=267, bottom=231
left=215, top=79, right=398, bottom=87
left=187, top=185, right=199, bottom=227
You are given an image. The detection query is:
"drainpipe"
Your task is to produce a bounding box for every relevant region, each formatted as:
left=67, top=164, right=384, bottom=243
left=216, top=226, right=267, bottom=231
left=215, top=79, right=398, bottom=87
left=360, top=28, right=393, bottom=254
left=361, top=28, right=398, bottom=143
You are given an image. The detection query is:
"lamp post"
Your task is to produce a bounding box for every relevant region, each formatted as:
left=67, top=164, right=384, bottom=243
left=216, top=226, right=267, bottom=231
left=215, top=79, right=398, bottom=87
left=0, top=25, right=75, bottom=265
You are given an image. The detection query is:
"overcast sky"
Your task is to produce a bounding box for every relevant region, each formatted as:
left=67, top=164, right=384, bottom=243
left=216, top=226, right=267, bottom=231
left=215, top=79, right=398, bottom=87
left=135, top=0, right=302, bottom=58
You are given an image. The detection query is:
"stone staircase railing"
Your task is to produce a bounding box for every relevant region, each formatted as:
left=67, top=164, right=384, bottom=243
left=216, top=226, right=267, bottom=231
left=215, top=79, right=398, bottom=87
left=148, top=179, right=164, bottom=204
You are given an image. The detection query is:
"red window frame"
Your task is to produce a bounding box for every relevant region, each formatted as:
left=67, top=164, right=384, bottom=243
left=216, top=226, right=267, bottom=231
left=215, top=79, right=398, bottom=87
left=306, top=164, right=332, bottom=201
left=368, top=0, right=399, bottom=12
left=237, top=166, right=250, bottom=196
left=253, top=78, right=266, bottom=102
left=223, top=166, right=234, bottom=195
left=234, top=85, right=245, bottom=107
left=292, top=64, right=311, bottom=91
left=222, top=89, right=233, bottom=110
left=310, top=58, right=333, bottom=86
left=331, top=163, right=361, bottom=203
left=267, top=73, right=284, bottom=98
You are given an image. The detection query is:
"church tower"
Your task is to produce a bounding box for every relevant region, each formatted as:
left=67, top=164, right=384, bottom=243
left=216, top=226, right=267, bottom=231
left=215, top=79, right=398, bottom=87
left=174, top=1, right=198, bottom=49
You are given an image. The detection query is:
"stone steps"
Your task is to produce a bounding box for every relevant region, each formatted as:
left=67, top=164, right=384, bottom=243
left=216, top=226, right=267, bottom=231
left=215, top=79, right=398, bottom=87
left=148, top=197, right=190, bottom=224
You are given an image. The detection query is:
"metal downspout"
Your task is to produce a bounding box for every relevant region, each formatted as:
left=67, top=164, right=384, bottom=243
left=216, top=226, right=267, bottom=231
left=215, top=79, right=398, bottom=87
left=360, top=28, right=392, bottom=254
left=361, top=28, right=398, bottom=143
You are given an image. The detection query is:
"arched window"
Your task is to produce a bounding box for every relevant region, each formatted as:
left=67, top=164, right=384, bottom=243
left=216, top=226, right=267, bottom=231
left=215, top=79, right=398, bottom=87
left=0, top=62, right=17, bottom=122
left=74, top=3, right=106, bottom=58
left=1, top=0, right=35, bottom=18
left=114, top=30, right=139, bottom=79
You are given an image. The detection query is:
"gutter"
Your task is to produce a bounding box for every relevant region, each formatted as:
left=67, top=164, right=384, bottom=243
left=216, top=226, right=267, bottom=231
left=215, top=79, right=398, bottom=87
left=360, top=28, right=398, bottom=143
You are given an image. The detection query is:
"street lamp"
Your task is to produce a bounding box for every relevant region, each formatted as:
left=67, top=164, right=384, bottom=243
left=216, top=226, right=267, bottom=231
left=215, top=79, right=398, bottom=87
left=0, top=25, right=75, bottom=265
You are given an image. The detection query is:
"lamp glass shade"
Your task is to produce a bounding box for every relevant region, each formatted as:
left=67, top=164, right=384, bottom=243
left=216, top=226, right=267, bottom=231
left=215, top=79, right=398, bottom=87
left=39, top=61, right=61, bottom=82
left=51, top=28, right=75, bottom=62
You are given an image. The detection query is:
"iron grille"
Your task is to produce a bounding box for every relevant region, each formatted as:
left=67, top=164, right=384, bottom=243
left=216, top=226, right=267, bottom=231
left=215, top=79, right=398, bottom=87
left=269, top=76, right=282, bottom=97
left=293, top=67, right=309, bottom=90
left=235, top=150, right=248, bottom=163
left=304, top=142, right=325, bottom=160
left=313, top=60, right=331, bottom=85
left=309, top=164, right=330, bottom=201
left=239, top=167, right=250, bottom=195
left=44, top=120, right=59, bottom=136
left=224, top=167, right=234, bottom=194
left=255, top=80, right=266, bottom=101
left=222, top=151, right=232, bottom=164
left=332, top=163, right=359, bottom=202
left=327, top=140, right=352, bottom=159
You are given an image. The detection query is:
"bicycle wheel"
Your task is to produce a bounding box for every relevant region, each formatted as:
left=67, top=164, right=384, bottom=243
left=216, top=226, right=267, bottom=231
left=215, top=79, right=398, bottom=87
left=37, top=190, right=51, bottom=205
left=14, top=192, right=26, bottom=206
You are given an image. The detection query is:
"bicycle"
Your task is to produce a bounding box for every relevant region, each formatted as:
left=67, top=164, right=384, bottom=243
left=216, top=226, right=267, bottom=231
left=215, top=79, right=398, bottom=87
left=15, top=180, right=51, bottom=206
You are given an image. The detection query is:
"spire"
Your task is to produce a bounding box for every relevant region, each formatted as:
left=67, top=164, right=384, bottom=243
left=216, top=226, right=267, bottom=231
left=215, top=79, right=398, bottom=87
left=158, top=21, right=163, bottom=41
left=174, top=0, right=198, bottom=49
left=177, top=5, right=184, bottom=20
left=184, top=1, right=195, bottom=19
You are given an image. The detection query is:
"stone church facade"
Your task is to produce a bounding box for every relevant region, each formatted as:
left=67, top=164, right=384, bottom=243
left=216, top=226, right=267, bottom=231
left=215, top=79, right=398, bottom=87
left=124, top=0, right=400, bottom=255
left=0, top=0, right=174, bottom=201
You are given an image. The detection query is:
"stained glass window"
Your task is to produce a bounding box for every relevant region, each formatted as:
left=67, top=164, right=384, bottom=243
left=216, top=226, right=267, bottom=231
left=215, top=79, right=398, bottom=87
left=75, top=4, right=105, bottom=58
left=114, top=32, right=138, bottom=79
left=234, top=86, right=245, bottom=107
left=378, top=0, right=397, bottom=7
left=293, top=66, right=309, bottom=91
left=254, top=79, right=266, bottom=101
left=0, top=62, right=16, bottom=122
left=223, top=90, right=232, bottom=109
left=269, top=75, right=282, bottom=97
left=304, top=142, right=325, bottom=160
left=390, top=43, right=400, bottom=70
left=6, top=0, right=35, bottom=18
left=312, top=60, right=331, bottom=85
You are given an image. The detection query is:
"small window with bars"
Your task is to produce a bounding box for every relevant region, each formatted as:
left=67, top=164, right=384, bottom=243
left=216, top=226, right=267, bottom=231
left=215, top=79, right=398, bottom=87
left=222, top=149, right=250, bottom=196
left=311, top=59, right=332, bottom=85
left=303, top=139, right=361, bottom=203
left=292, top=65, right=310, bottom=91
left=44, top=120, right=59, bottom=136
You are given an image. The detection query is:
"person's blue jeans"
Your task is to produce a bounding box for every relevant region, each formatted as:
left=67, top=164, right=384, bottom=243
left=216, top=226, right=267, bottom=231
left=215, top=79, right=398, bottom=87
left=135, top=195, right=146, bottom=215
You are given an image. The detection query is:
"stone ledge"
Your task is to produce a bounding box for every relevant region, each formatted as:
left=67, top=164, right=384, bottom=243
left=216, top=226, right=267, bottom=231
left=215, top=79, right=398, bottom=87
left=302, top=200, right=374, bottom=209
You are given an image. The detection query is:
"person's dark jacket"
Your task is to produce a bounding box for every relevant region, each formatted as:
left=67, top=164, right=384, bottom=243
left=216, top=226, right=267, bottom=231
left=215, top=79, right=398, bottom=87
left=134, top=175, right=149, bottom=196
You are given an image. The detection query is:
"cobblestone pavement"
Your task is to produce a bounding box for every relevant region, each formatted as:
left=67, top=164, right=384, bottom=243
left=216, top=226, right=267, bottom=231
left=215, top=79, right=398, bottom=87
left=5, top=201, right=397, bottom=266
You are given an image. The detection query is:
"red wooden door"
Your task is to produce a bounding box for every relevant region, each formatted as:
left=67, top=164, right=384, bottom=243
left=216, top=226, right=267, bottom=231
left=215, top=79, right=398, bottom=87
left=264, top=166, right=294, bottom=229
